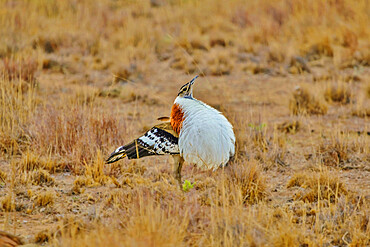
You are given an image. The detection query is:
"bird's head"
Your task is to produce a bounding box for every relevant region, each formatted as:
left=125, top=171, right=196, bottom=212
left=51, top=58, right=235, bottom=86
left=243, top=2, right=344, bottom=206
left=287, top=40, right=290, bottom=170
left=177, top=75, right=199, bottom=98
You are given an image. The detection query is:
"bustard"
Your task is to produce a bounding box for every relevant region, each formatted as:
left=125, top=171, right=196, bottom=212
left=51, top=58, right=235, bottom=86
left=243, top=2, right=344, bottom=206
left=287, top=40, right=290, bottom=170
left=106, top=76, right=235, bottom=186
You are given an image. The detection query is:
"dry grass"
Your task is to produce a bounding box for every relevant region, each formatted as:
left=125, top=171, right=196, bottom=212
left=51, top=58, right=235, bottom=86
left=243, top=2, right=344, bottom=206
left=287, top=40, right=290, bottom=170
left=0, top=194, right=15, bottom=212
left=310, top=131, right=369, bottom=169
left=17, top=150, right=65, bottom=173
left=289, top=86, right=328, bottom=115
left=287, top=171, right=347, bottom=203
left=351, top=82, right=370, bottom=118
left=0, top=170, right=7, bottom=183
left=352, top=107, right=370, bottom=118
left=122, top=197, right=188, bottom=246
left=324, top=82, right=352, bottom=104
left=33, top=191, right=55, bottom=207
left=317, top=139, right=353, bottom=167
left=1, top=58, right=38, bottom=85
left=0, top=0, right=369, bottom=246
left=277, top=120, right=301, bottom=134
left=224, top=160, right=266, bottom=204
left=28, top=169, right=55, bottom=186
left=0, top=76, right=36, bottom=155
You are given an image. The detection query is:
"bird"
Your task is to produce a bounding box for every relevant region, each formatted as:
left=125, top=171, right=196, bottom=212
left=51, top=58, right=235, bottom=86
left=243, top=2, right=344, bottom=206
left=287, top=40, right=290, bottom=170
left=106, top=75, right=235, bottom=187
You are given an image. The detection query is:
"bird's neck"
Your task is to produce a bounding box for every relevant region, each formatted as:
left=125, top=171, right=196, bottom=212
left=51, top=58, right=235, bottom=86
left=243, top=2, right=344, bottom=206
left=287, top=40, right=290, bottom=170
left=170, top=102, right=184, bottom=135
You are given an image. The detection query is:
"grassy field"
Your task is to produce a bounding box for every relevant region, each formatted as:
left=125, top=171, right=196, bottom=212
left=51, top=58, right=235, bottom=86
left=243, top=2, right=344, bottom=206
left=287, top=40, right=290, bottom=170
left=0, top=0, right=369, bottom=246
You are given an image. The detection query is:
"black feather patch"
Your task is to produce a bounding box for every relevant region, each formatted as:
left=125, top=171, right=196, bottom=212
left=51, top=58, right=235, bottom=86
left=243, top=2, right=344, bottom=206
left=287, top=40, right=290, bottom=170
left=106, top=124, right=179, bottom=163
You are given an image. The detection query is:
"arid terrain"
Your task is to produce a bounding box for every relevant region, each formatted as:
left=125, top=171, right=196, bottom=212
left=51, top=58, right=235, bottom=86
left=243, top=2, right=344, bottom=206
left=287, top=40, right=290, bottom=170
left=0, top=0, right=369, bottom=246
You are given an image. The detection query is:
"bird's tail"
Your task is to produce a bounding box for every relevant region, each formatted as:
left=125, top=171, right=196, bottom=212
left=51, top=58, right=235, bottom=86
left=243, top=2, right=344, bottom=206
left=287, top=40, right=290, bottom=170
left=106, top=145, right=127, bottom=164
left=106, top=139, right=155, bottom=164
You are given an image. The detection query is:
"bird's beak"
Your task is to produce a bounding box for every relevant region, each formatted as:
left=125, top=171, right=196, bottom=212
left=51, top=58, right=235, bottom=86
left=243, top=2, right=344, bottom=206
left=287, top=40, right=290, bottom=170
left=189, top=75, right=199, bottom=85
left=186, top=75, right=199, bottom=96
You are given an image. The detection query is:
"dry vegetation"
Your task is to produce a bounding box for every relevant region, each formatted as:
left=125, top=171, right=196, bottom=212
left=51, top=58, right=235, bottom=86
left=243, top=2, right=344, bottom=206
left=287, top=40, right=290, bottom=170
left=0, top=0, right=369, bottom=246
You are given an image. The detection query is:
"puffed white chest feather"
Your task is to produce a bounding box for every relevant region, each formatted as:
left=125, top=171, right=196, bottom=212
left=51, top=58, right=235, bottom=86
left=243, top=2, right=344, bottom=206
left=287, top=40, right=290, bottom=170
left=174, top=96, right=235, bottom=170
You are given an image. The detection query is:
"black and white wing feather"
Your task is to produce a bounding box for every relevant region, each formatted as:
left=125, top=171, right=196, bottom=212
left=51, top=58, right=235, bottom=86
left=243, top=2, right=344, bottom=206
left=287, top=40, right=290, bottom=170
left=106, top=122, right=179, bottom=164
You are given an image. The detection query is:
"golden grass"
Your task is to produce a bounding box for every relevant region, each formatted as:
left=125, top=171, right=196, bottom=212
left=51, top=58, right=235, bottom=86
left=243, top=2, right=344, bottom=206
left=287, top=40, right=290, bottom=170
left=28, top=169, right=55, bottom=186
left=366, top=84, right=370, bottom=98
left=0, top=77, right=36, bottom=155
left=33, top=191, right=55, bottom=207
left=324, top=82, right=352, bottom=104
left=123, top=197, right=188, bottom=246
left=224, top=160, right=266, bottom=204
left=289, top=86, right=328, bottom=115
left=313, top=131, right=369, bottom=169
left=287, top=171, right=347, bottom=203
left=17, top=150, right=65, bottom=173
left=1, top=58, right=38, bottom=85
left=352, top=107, right=370, bottom=118
left=317, top=139, right=353, bottom=167
left=0, top=0, right=369, bottom=246
left=0, top=194, right=15, bottom=212
left=0, top=169, right=6, bottom=183
left=277, top=120, right=301, bottom=134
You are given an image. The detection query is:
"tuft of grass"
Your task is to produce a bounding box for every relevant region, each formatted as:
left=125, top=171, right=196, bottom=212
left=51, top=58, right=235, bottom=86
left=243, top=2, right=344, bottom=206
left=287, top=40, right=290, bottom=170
left=98, top=88, right=121, bottom=98
left=289, top=86, right=328, bottom=115
left=169, top=49, right=197, bottom=74
left=112, top=63, right=140, bottom=83
left=84, top=150, right=112, bottom=185
left=69, top=86, right=99, bottom=106
left=277, top=120, right=301, bottom=134
left=351, top=107, right=370, bottom=118
left=324, top=82, right=352, bottom=104
left=18, top=151, right=46, bottom=172
left=203, top=49, right=234, bottom=76
left=0, top=194, right=15, bottom=212
left=248, top=122, right=269, bottom=153
left=178, top=36, right=209, bottom=52
left=203, top=202, right=305, bottom=246
left=198, top=160, right=266, bottom=206
left=0, top=76, right=36, bottom=155
left=316, top=136, right=359, bottom=168
left=29, top=105, right=125, bottom=170
left=306, top=130, right=369, bottom=169
left=225, top=160, right=266, bottom=204
left=288, top=56, right=311, bottom=74
left=33, top=36, right=60, bottom=53
left=121, top=160, right=147, bottom=176
left=287, top=171, right=347, bottom=203
left=122, top=195, right=189, bottom=247
left=34, top=230, right=52, bottom=244
left=72, top=176, right=95, bottom=194
left=0, top=170, right=7, bottom=184
left=56, top=216, right=89, bottom=241
left=1, top=58, right=38, bottom=85
left=304, top=42, right=333, bottom=61
left=104, top=190, right=132, bottom=209
left=29, top=169, right=55, bottom=186
left=18, top=150, right=65, bottom=173
left=33, top=191, right=55, bottom=207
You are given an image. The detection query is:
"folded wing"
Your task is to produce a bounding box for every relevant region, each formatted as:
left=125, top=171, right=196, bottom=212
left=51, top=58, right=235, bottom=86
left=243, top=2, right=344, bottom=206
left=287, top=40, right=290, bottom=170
left=106, top=122, right=179, bottom=164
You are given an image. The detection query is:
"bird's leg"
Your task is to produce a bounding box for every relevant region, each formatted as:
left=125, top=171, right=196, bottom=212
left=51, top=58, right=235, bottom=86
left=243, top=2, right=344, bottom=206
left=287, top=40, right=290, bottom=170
left=172, top=155, right=184, bottom=189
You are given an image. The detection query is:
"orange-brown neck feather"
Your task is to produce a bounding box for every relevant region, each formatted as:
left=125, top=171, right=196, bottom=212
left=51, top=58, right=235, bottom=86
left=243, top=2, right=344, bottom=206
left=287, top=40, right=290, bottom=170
left=170, top=103, right=184, bottom=134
